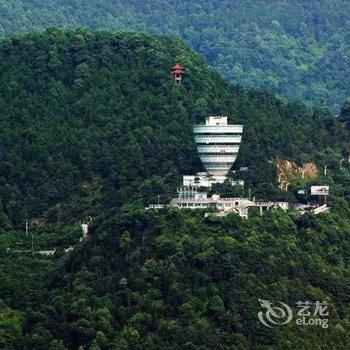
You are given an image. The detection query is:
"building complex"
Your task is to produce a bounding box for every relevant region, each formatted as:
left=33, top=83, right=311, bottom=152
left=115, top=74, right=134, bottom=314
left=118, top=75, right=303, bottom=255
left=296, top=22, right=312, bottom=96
left=146, top=114, right=289, bottom=218
left=148, top=187, right=288, bottom=219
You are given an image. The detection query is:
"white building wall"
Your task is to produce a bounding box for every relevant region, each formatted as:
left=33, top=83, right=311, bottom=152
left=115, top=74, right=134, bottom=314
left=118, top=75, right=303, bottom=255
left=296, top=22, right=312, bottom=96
left=193, top=116, right=243, bottom=176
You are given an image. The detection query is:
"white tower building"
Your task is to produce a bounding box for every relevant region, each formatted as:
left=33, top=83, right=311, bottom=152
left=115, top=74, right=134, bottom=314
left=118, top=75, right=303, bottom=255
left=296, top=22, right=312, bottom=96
left=193, top=116, right=243, bottom=179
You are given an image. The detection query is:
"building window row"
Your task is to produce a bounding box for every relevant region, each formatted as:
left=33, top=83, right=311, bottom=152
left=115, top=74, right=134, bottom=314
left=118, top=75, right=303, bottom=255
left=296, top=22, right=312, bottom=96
left=194, top=133, right=242, bottom=137
left=196, top=143, right=241, bottom=146
left=200, top=152, right=238, bottom=156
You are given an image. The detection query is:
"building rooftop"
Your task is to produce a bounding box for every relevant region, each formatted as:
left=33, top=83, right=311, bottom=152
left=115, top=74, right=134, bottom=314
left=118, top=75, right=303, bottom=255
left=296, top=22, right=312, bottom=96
left=205, top=116, right=228, bottom=126
left=171, top=63, right=185, bottom=73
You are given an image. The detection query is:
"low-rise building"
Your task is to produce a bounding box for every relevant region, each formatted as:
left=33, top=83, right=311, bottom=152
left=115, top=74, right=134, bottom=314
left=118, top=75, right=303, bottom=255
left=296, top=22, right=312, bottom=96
left=147, top=187, right=288, bottom=219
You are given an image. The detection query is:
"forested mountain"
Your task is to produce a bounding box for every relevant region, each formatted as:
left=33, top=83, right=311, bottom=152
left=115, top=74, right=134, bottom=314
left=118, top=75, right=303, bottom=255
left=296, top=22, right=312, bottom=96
left=0, top=27, right=347, bottom=229
left=1, top=0, right=350, bottom=111
left=0, top=29, right=349, bottom=348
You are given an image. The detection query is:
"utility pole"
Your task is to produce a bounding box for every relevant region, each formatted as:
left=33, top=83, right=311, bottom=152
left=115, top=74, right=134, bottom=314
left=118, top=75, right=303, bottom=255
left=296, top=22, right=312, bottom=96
left=340, top=158, right=345, bottom=170
left=324, top=165, right=328, bottom=176
left=25, top=220, right=28, bottom=236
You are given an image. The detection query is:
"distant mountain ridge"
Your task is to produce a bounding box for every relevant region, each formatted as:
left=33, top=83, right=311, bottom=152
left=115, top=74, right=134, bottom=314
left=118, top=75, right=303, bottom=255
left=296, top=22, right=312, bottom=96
left=1, top=0, right=350, bottom=110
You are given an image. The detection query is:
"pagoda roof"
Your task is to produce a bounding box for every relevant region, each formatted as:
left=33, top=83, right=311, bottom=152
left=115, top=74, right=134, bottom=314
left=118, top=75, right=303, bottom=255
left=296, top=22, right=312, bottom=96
left=171, top=63, right=184, bottom=72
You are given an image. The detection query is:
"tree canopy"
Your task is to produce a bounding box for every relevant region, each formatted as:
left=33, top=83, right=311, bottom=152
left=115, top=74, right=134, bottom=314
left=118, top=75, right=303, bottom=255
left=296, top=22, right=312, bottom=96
left=0, top=28, right=347, bottom=229
left=1, top=1, right=350, bottom=110
left=0, top=29, right=349, bottom=349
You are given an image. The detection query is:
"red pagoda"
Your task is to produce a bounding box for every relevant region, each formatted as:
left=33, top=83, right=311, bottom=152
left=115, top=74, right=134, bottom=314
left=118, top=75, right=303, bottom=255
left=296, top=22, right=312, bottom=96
left=171, top=63, right=184, bottom=84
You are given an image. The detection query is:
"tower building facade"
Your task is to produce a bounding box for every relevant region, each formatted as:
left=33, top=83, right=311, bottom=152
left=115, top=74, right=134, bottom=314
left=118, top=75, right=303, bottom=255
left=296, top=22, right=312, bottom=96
left=193, top=116, right=243, bottom=177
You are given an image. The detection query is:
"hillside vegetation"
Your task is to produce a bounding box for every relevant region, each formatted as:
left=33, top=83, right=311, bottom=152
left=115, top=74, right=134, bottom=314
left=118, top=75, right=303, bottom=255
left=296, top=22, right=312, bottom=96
left=0, top=29, right=349, bottom=349
left=1, top=0, right=350, bottom=110
left=0, top=28, right=347, bottom=229
left=20, top=208, right=350, bottom=349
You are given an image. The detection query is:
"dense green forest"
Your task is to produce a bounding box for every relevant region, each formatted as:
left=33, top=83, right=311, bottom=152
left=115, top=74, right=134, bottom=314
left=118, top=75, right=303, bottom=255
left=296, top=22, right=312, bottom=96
left=0, top=28, right=204, bottom=227
left=16, top=208, right=350, bottom=349
left=1, top=0, right=350, bottom=110
left=0, top=29, right=349, bottom=348
left=1, top=27, right=348, bottom=230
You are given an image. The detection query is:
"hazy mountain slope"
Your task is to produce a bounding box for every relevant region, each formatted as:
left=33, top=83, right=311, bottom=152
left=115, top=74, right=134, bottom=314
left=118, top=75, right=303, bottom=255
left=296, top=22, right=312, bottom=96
left=1, top=0, right=350, bottom=110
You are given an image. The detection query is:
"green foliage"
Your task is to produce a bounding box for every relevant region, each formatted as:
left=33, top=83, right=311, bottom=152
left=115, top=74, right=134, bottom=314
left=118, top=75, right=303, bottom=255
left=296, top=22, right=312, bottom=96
left=0, top=307, right=24, bottom=349
left=0, top=1, right=350, bottom=110
left=0, top=29, right=349, bottom=349
left=339, top=98, right=350, bottom=129
left=0, top=28, right=346, bottom=230
left=19, top=208, right=350, bottom=349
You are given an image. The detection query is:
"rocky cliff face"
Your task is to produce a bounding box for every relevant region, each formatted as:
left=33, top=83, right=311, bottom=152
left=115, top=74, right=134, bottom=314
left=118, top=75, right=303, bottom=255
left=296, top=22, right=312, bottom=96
left=274, top=159, right=318, bottom=186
